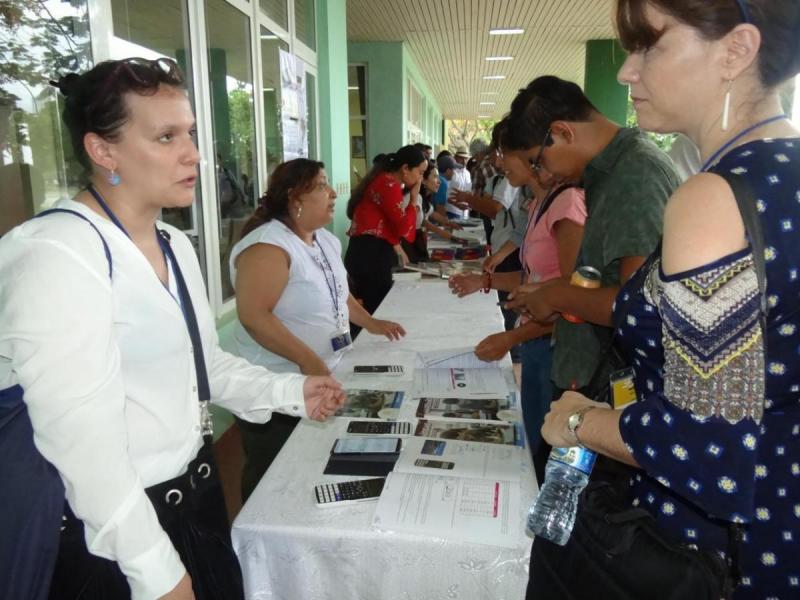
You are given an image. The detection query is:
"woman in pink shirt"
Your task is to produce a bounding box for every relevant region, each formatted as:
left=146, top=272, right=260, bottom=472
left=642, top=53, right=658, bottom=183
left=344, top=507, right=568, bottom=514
left=450, top=120, right=586, bottom=452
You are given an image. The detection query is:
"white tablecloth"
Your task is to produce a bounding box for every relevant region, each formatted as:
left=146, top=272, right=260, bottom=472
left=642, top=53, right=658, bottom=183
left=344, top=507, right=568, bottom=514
left=232, top=280, right=537, bottom=600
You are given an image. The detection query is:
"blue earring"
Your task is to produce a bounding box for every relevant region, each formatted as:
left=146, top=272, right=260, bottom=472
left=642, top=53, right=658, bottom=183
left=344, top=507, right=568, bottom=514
left=109, top=169, right=121, bottom=186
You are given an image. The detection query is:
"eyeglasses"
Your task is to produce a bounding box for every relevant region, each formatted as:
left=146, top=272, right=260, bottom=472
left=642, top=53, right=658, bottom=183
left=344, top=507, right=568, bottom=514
left=530, top=129, right=552, bottom=173
left=96, top=57, right=183, bottom=99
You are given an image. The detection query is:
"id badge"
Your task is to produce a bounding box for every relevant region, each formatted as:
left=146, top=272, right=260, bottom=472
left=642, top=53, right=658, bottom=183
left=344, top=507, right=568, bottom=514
left=330, top=327, right=353, bottom=354
left=609, top=368, right=637, bottom=410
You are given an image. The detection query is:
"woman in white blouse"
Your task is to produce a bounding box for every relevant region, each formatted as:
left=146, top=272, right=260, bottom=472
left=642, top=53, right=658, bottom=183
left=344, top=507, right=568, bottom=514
left=230, top=158, right=405, bottom=499
left=0, top=59, right=344, bottom=600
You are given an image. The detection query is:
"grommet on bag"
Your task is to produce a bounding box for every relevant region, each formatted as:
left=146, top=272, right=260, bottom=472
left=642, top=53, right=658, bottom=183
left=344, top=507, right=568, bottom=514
left=165, top=489, right=183, bottom=505
left=198, top=463, right=211, bottom=479
left=61, top=514, right=67, bottom=532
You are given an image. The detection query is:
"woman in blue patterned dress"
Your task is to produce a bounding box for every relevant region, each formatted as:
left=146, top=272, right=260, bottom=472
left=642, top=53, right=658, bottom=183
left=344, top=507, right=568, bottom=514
left=511, top=1, right=800, bottom=597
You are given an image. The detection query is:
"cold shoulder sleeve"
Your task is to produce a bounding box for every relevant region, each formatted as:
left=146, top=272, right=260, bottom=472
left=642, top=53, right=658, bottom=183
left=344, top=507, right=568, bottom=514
left=619, top=248, right=765, bottom=522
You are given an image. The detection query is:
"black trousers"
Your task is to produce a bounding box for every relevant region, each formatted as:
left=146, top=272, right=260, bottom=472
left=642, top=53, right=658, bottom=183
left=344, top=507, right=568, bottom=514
left=235, top=412, right=299, bottom=502
left=49, top=440, right=244, bottom=600
left=401, top=228, right=429, bottom=263
left=493, top=249, right=522, bottom=332
left=344, top=234, right=396, bottom=315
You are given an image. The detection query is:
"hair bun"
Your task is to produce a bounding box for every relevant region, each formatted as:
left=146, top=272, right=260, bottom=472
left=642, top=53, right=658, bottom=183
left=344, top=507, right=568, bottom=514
left=49, top=73, right=81, bottom=97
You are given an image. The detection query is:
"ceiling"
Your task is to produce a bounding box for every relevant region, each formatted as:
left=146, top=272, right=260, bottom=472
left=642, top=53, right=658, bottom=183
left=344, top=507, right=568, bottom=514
left=347, top=0, right=618, bottom=120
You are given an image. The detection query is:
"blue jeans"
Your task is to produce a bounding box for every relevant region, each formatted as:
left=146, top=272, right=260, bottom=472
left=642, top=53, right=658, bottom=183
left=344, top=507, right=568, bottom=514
left=519, top=336, right=554, bottom=455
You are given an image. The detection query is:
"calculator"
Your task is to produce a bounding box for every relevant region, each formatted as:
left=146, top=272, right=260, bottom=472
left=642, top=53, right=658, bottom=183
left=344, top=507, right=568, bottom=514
left=313, top=477, right=386, bottom=507
left=346, top=421, right=412, bottom=435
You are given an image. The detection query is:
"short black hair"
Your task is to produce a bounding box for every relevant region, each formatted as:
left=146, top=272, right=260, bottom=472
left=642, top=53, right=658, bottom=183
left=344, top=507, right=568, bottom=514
left=53, top=57, right=185, bottom=171
left=503, top=76, right=597, bottom=151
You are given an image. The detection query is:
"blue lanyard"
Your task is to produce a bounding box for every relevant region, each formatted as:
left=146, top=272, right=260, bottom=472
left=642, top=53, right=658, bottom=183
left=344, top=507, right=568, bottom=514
left=700, top=114, right=787, bottom=172
left=313, top=234, right=343, bottom=325
left=86, top=185, right=212, bottom=416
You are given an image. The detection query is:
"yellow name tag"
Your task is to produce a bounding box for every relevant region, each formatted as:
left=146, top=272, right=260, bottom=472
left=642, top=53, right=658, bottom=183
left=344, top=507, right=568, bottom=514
left=610, top=368, right=637, bottom=410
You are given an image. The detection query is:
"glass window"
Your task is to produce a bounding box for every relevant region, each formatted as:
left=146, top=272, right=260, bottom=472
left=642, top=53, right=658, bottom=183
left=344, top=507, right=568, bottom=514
left=110, top=0, right=202, bottom=254
left=260, top=26, right=289, bottom=177
left=294, top=0, right=316, bottom=51
left=0, top=0, right=92, bottom=237
left=205, top=0, right=258, bottom=301
left=348, top=65, right=367, bottom=190
left=259, top=0, right=288, bottom=31
left=306, top=71, right=318, bottom=160
left=407, top=80, right=423, bottom=143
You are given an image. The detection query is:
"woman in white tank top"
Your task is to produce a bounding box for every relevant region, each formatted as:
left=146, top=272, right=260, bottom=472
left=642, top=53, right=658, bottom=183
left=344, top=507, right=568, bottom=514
left=229, top=159, right=406, bottom=499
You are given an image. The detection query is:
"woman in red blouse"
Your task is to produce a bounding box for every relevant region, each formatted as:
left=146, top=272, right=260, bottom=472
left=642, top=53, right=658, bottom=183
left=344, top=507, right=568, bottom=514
left=345, top=145, right=427, bottom=314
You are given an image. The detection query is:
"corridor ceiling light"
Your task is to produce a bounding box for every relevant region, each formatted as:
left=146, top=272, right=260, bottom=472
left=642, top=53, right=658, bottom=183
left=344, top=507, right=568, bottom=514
left=263, top=87, right=275, bottom=92
left=260, top=34, right=278, bottom=40
left=485, top=56, right=513, bottom=61
left=478, top=115, right=491, bottom=118
left=482, top=75, right=506, bottom=80
left=348, top=86, right=359, bottom=90
left=481, top=91, right=498, bottom=95
left=489, top=28, right=524, bottom=36
left=479, top=102, right=496, bottom=105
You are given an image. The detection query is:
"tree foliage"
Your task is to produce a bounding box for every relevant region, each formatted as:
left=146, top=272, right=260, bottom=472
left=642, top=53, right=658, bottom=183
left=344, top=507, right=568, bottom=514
left=445, top=118, right=497, bottom=152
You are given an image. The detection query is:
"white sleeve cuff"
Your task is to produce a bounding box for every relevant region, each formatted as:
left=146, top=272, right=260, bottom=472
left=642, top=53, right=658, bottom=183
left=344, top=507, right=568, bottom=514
left=122, top=534, right=186, bottom=600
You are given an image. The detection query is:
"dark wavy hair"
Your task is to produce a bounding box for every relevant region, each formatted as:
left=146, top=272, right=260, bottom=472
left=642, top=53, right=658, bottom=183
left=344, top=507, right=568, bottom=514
left=502, top=76, right=597, bottom=152
left=51, top=57, right=185, bottom=171
left=240, top=159, right=325, bottom=238
left=347, top=145, right=426, bottom=220
left=616, top=0, right=800, bottom=88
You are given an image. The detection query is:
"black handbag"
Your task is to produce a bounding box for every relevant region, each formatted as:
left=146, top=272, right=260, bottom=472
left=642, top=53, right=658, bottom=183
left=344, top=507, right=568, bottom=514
left=526, top=172, right=764, bottom=600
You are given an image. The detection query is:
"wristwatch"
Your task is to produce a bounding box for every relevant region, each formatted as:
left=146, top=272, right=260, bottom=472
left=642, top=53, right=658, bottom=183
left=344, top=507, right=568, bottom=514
left=567, top=406, right=596, bottom=446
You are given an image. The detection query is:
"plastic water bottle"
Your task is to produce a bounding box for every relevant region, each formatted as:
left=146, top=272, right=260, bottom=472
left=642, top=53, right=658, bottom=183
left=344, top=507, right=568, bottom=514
left=527, top=446, right=596, bottom=545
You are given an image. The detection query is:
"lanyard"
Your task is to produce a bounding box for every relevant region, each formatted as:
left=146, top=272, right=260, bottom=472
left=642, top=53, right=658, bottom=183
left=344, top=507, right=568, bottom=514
left=86, top=185, right=213, bottom=436
left=700, top=114, right=787, bottom=172
left=313, top=234, right=344, bottom=327
left=518, top=184, right=572, bottom=282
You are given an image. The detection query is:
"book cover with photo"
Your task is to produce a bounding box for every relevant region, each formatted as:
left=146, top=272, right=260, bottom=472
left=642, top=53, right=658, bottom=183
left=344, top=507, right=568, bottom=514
left=415, top=396, right=520, bottom=423
left=334, top=389, right=405, bottom=419
left=414, top=419, right=524, bottom=448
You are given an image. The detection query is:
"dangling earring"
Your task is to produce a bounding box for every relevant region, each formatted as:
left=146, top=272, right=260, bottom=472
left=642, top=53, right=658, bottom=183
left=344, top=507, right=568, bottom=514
left=296, top=204, right=302, bottom=219
left=108, top=168, right=121, bottom=186
left=721, top=80, right=733, bottom=132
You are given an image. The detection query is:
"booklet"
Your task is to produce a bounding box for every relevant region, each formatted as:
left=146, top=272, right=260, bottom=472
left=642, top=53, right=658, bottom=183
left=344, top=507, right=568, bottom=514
left=393, top=436, right=525, bottom=482
left=416, top=347, right=502, bottom=370
left=414, top=367, right=510, bottom=398
left=414, top=419, right=525, bottom=448
left=371, top=471, right=525, bottom=549
left=334, top=390, right=405, bottom=419
left=414, top=395, right=521, bottom=423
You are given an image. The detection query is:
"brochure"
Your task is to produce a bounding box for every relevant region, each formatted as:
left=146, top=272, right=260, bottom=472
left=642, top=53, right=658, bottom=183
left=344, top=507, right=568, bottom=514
left=414, top=395, right=521, bottom=423
left=334, top=390, right=405, bottom=419
left=371, top=471, right=525, bottom=549
left=414, top=367, right=510, bottom=398
left=414, top=419, right=524, bottom=448
left=393, top=436, right=525, bottom=482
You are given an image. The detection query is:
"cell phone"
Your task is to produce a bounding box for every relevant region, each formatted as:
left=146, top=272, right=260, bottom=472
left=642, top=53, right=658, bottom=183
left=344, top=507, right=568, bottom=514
left=346, top=421, right=412, bottom=435
left=331, top=437, right=402, bottom=455
left=314, top=477, right=386, bottom=507
left=414, top=458, right=455, bottom=470
left=353, top=365, right=404, bottom=375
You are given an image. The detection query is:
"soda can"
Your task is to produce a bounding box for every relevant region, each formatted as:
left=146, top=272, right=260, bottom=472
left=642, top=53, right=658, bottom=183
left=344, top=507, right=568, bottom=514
left=563, top=266, right=601, bottom=323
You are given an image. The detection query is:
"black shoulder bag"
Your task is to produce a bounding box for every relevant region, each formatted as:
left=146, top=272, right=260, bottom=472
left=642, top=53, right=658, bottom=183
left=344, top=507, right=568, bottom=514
left=527, top=172, right=762, bottom=600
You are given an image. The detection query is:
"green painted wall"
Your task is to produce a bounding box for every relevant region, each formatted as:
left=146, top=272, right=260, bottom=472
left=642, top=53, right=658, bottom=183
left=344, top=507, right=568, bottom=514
left=317, top=0, right=352, bottom=242
left=348, top=41, right=405, bottom=158
left=584, top=39, right=629, bottom=126
left=402, top=45, right=444, bottom=147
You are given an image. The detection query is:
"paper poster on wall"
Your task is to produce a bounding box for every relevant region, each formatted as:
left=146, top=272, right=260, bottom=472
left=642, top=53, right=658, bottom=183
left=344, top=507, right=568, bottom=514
left=279, top=49, right=308, bottom=160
